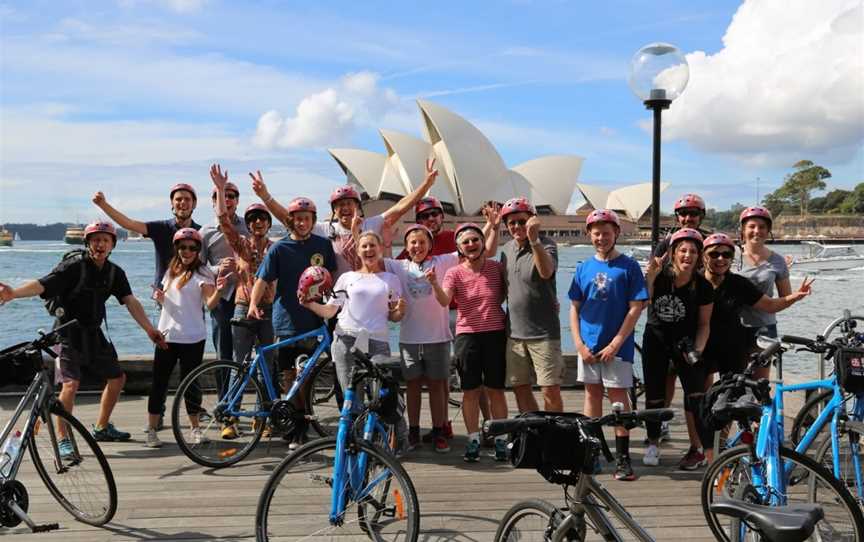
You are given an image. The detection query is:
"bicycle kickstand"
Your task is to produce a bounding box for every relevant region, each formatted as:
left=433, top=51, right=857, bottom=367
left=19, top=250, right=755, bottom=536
left=6, top=501, right=60, bottom=533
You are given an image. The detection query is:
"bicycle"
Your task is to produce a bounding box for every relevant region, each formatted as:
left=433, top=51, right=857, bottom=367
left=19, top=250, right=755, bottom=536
left=0, top=320, right=117, bottom=532
left=709, top=499, right=825, bottom=542
left=700, top=338, right=864, bottom=541
left=170, top=319, right=340, bottom=468
left=485, top=405, right=675, bottom=542
left=256, top=346, right=419, bottom=542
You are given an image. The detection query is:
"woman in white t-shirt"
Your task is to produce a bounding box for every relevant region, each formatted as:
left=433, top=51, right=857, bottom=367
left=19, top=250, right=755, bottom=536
left=384, top=224, right=459, bottom=453
left=147, top=228, right=225, bottom=448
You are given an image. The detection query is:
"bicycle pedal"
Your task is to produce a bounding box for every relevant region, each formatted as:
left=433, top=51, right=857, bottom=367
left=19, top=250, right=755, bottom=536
left=309, top=474, right=333, bottom=487
left=32, top=523, right=60, bottom=533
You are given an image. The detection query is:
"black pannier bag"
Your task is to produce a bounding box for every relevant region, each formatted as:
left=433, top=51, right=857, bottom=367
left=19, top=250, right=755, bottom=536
left=835, top=346, right=864, bottom=394
left=372, top=374, right=406, bottom=425
left=508, top=412, right=594, bottom=473
left=0, top=343, right=42, bottom=388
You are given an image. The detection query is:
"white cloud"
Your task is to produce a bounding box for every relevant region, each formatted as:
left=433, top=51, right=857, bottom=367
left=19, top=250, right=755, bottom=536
left=664, top=0, right=864, bottom=164
left=117, top=0, right=209, bottom=14
left=253, top=72, right=405, bottom=150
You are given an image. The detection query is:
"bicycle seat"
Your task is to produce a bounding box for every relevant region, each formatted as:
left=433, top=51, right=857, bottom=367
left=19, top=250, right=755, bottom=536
left=372, top=357, right=403, bottom=373
left=710, top=499, right=823, bottom=542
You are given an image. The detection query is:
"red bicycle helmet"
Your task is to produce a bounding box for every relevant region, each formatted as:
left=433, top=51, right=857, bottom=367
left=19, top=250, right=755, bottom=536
left=585, top=209, right=621, bottom=230
left=739, top=206, right=773, bottom=227
left=243, top=203, right=272, bottom=224
left=173, top=227, right=203, bottom=245
left=403, top=224, right=434, bottom=245
left=500, top=197, right=535, bottom=222
left=211, top=181, right=240, bottom=198
left=415, top=196, right=444, bottom=218
left=673, top=193, right=706, bottom=213
left=329, top=185, right=362, bottom=207
left=286, top=197, right=317, bottom=216
left=169, top=183, right=197, bottom=201
left=297, top=266, right=334, bottom=302
left=703, top=232, right=735, bottom=250
left=669, top=228, right=704, bottom=250
left=84, top=220, right=117, bottom=244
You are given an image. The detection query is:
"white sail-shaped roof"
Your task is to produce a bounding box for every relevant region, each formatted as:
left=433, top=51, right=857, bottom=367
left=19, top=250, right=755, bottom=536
left=576, top=181, right=670, bottom=220
left=379, top=129, right=458, bottom=207
left=512, top=156, right=585, bottom=215
left=328, top=149, right=386, bottom=196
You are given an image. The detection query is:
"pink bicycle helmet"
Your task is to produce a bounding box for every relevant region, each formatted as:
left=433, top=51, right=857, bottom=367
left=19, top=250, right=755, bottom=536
left=286, top=197, right=317, bottom=215
left=739, top=206, right=773, bottom=227
left=243, top=203, right=272, bottom=224
left=297, top=266, right=333, bottom=302
left=500, top=197, right=535, bottom=221
left=703, top=232, right=735, bottom=250
left=669, top=228, right=704, bottom=250
left=415, top=196, right=444, bottom=217
left=403, top=224, right=434, bottom=245
left=84, top=220, right=117, bottom=244
left=173, top=227, right=203, bottom=245
left=169, top=183, right=197, bottom=201
left=329, top=185, right=362, bottom=207
left=673, top=193, right=706, bottom=213
left=211, top=181, right=240, bottom=198
left=585, top=209, right=621, bottom=230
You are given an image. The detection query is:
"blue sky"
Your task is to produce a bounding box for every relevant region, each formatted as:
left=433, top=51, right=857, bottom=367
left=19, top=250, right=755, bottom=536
left=1, top=0, right=862, bottom=224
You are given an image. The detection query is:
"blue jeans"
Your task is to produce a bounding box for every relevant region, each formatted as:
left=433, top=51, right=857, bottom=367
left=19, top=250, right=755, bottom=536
left=210, top=296, right=236, bottom=361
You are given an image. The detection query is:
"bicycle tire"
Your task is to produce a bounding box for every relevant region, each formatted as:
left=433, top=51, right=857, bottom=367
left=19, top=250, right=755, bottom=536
left=171, top=359, right=267, bottom=468
left=814, top=431, right=863, bottom=507
left=305, top=358, right=342, bottom=437
left=28, top=404, right=117, bottom=526
left=256, top=436, right=420, bottom=542
left=701, top=444, right=864, bottom=541
left=494, top=498, right=579, bottom=542
left=790, top=388, right=833, bottom=448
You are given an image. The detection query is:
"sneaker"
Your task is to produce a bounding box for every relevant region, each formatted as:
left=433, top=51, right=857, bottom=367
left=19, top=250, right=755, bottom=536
left=421, top=427, right=440, bottom=444
left=408, top=427, right=421, bottom=451
left=288, top=431, right=308, bottom=451
left=678, top=447, right=706, bottom=471
left=221, top=422, right=239, bottom=440
left=493, top=439, right=508, bottom=462
left=433, top=435, right=450, bottom=453
left=190, top=427, right=209, bottom=444
left=145, top=429, right=163, bottom=448
left=660, top=421, right=670, bottom=439
left=141, top=415, right=165, bottom=434
left=463, top=440, right=480, bottom=463
left=92, top=423, right=131, bottom=442
left=443, top=420, right=454, bottom=440
left=643, top=444, right=660, bottom=466
left=57, top=438, right=75, bottom=460
left=613, top=455, right=637, bottom=481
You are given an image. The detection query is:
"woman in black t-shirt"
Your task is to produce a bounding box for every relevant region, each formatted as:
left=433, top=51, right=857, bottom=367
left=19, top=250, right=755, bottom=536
left=643, top=228, right=714, bottom=470
left=701, top=232, right=813, bottom=376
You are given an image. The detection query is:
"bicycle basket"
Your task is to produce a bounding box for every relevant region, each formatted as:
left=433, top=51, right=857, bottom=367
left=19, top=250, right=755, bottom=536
left=0, top=343, right=41, bottom=387
left=835, top=346, right=864, bottom=394
left=508, top=412, right=593, bottom=473
left=372, top=374, right=405, bottom=425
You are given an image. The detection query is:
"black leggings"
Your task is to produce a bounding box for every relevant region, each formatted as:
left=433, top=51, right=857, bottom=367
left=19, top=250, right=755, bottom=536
left=642, top=329, right=713, bottom=447
left=149, top=341, right=205, bottom=416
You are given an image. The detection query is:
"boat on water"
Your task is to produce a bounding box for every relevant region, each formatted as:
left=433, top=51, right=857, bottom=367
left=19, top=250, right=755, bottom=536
left=64, top=225, right=85, bottom=245
left=790, top=241, right=864, bottom=272
left=0, top=228, right=13, bottom=247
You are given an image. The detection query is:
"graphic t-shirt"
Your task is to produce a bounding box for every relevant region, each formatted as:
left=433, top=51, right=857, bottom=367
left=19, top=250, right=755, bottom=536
left=568, top=254, right=647, bottom=363
left=385, top=253, right=459, bottom=344
left=646, top=269, right=714, bottom=342
left=157, top=268, right=215, bottom=344
left=327, top=271, right=403, bottom=342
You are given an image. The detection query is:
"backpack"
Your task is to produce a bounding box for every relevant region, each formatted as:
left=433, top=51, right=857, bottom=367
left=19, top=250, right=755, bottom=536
left=44, top=249, right=116, bottom=323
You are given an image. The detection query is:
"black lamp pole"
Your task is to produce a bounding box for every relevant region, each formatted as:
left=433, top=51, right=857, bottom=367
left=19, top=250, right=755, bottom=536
left=645, top=91, right=671, bottom=251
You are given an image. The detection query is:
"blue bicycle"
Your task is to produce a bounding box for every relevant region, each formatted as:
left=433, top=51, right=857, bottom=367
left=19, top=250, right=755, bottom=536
left=701, top=339, right=864, bottom=541
left=171, top=320, right=340, bottom=468
left=255, top=347, right=419, bottom=542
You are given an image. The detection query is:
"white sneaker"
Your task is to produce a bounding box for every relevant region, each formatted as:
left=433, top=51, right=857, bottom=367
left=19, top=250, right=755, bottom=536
left=643, top=444, right=660, bottom=466
left=145, top=429, right=163, bottom=448
left=190, top=427, right=209, bottom=444
left=660, top=421, right=670, bottom=440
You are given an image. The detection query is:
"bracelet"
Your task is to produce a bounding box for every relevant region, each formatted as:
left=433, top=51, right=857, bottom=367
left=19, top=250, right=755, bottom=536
left=263, top=194, right=273, bottom=204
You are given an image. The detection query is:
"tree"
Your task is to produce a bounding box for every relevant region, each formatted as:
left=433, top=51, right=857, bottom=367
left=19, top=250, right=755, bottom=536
left=775, top=160, right=831, bottom=215
left=838, top=183, right=864, bottom=214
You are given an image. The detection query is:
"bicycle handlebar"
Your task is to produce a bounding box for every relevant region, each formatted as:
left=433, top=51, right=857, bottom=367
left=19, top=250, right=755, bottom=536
left=0, top=319, right=79, bottom=364
left=230, top=317, right=271, bottom=330
left=483, top=408, right=675, bottom=437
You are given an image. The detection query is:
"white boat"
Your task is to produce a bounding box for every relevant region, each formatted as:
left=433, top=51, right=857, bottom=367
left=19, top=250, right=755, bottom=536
left=790, top=241, right=864, bottom=272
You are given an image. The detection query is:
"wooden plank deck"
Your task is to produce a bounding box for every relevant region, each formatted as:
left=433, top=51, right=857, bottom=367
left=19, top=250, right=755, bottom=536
left=1, top=388, right=721, bottom=541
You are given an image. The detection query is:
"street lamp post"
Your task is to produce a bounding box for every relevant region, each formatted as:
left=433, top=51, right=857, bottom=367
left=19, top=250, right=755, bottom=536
left=628, top=43, right=689, bottom=250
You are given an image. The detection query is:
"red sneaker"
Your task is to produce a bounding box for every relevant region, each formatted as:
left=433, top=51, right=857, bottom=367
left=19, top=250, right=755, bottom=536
left=434, top=435, right=450, bottom=453
left=443, top=420, right=454, bottom=439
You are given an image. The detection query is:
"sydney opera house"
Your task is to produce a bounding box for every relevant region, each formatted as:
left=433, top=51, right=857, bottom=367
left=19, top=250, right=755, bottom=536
left=329, top=100, right=669, bottom=242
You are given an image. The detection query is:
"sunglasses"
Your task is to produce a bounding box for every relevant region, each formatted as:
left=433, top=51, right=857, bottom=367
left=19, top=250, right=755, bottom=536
left=177, top=244, right=200, bottom=252
left=213, top=192, right=238, bottom=201
left=506, top=219, right=528, bottom=227
left=247, top=214, right=270, bottom=223
left=417, top=210, right=442, bottom=220
left=707, top=251, right=734, bottom=260
left=676, top=209, right=702, bottom=218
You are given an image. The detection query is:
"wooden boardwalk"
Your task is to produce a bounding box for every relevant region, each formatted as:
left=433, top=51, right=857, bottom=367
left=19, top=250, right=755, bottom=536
left=1, top=388, right=724, bottom=541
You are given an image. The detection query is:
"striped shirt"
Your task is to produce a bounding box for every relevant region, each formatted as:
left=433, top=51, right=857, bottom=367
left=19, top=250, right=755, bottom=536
left=442, top=259, right=506, bottom=334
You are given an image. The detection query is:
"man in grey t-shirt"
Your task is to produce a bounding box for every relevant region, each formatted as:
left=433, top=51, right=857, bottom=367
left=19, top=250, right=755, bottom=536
left=499, top=197, right=564, bottom=412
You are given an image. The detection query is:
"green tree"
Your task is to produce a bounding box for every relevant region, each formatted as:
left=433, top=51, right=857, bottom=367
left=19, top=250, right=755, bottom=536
left=774, top=160, right=831, bottom=215
left=838, top=183, right=864, bottom=214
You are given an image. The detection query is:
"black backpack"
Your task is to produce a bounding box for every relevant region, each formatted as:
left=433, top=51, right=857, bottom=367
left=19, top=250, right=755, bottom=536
left=44, top=249, right=116, bottom=322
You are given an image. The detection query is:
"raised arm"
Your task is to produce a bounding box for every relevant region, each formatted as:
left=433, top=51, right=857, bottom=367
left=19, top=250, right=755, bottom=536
left=382, top=158, right=438, bottom=227
left=526, top=216, right=555, bottom=279
left=212, top=165, right=251, bottom=261
left=0, top=280, right=45, bottom=304
left=424, top=266, right=452, bottom=307
left=482, top=201, right=501, bottom=257
left=753, top=276, right=814, bottom=313
left=92, top=192, right=148, bottom=235
left=643, top=254, right=667, bottom=298
left=249, top=170, right=290, bottom=226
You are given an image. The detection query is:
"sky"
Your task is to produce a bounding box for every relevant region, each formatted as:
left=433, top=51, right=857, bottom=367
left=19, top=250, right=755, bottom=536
left=1, top=0, right=862, bottom=224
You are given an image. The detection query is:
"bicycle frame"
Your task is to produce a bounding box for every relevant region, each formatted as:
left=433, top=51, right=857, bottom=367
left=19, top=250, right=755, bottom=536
left=559, top=474, right=654, bottom=542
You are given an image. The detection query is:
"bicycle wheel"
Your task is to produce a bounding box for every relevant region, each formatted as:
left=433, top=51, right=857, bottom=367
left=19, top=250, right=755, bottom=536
left=790, top=389, right=833, bottom=449
left=256, top=436, right=419, bottom=542
left=171, top=359, right=267, bottom=468
left=702, top=444, right=864, bottom=541
left=494, top=498, right=576, bottom=542
left=815, top=432, right=863, bottom=507
left=305, top=358, right=342, bottom=437
left=28, top=404, right=117, bottom=526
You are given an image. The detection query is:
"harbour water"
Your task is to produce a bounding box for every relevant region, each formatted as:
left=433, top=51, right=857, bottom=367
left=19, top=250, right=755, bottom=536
left=1, top=240, right=862, bottom=379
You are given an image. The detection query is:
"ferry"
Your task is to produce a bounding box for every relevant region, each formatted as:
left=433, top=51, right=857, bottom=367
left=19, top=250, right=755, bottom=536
left=0, top=228, right=12, bottom=247
left=790, top=241, right=864, bottom=272
left=64, top=225, right=86, bottom=245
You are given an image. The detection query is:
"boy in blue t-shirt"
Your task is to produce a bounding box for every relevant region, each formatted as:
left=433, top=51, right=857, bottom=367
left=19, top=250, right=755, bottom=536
left=568, top=209, right=647, bottom=481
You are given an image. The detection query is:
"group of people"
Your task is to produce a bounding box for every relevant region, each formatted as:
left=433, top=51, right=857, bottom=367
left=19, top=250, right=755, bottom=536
left=0, top=165, right=813, bottom=477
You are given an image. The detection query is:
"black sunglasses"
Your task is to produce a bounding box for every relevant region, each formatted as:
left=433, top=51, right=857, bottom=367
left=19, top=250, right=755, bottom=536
left=506, top=219, right=527, bottom=227
left=707, top=251, right=734, bottom=260
left=676, top=209, right=701, bottom=218
left=177, top=244, right=200, bottom=252
left=417, top=210, right=442, bottom=220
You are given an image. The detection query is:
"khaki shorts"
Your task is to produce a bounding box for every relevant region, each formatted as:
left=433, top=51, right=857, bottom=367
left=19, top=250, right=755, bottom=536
left=506, top=338, right=565, bottom=387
